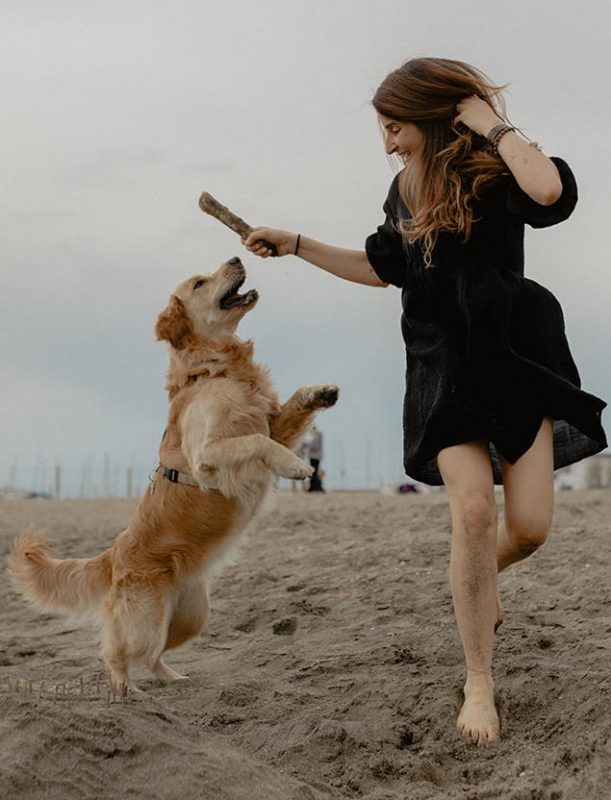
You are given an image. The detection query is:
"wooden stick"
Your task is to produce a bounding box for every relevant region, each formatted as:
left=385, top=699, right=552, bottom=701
left=198, top=192, right=278, bottom=256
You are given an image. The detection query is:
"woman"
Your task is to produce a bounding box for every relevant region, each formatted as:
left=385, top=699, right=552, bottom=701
left=242, top=57, right=607, bottom=748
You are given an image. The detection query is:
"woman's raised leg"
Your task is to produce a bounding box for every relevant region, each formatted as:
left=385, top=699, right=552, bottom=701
left=497, top=418, right=555, bottom=572
left=437, top=440, right=500, bottom=747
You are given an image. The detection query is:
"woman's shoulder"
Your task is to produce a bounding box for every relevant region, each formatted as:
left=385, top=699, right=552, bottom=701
left=385, top=170, right=402, bottom=198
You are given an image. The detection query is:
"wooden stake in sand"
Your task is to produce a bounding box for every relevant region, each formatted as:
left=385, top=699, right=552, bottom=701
left=1, top=675, right=127, bottom=705
left=198, top=193, right=278, bottom=256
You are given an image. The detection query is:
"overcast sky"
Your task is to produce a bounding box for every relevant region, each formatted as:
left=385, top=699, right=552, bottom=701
left=2, top=0, right=609, bottom=496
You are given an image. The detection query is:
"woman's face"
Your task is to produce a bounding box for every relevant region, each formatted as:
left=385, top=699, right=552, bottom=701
left=378, top=115, right=425, bottom=163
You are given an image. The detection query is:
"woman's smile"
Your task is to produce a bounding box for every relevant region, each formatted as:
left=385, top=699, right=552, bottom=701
left=378, top=114, right=425, bottom=160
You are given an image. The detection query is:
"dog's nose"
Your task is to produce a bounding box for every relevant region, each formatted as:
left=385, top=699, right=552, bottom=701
left=228, top=256, right=241, bottom=265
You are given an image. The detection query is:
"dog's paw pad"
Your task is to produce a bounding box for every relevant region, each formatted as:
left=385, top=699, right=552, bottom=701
left=308, top=385, right=339, bottom=409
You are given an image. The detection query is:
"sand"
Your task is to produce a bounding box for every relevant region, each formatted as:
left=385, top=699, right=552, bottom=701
left=1, top=489, right=610, bottom=800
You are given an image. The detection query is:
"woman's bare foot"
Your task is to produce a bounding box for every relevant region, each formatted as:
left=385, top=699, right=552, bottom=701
left=457, top=671, right=500, bottom=748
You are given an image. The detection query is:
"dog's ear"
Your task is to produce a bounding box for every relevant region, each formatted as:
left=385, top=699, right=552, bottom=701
left=155, top=296, right=194, bottom=349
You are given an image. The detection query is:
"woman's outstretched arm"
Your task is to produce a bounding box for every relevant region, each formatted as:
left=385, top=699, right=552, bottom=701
left=242, top=228, right=387, bottom=287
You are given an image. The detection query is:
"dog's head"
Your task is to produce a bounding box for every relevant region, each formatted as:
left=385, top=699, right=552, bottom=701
left=155, top=257, right=258, bottom=349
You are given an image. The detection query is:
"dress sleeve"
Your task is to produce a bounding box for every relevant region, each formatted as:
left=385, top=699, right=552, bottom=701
left=506, top=156, right=578, bottom=228
left=365, top=175, right=407, bottom=288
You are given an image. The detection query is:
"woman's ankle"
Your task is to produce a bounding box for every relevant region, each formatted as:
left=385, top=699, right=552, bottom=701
left=465, top=668, right=494, bottom=689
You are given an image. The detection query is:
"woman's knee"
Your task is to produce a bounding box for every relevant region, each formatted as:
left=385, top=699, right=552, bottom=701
left=505, top=510, right=552, bottom=556
left=453, top=490, right=497, bottom=540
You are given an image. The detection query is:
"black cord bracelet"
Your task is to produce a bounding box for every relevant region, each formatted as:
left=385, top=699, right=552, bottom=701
left=294, top=234, right=301, bottom=256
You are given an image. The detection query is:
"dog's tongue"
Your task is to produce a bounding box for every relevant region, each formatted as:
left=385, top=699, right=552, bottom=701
left=220, top=288, right=257, bottom=309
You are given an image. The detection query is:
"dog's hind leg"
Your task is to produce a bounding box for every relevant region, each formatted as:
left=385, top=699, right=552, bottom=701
left=101, top=581, right=170, bottom=692
left=150, top=658, right=188, bottom=682
left=149, top=578, right=211, bottom=682
left=101, top=611, right=140, bottom=692
left=165, top=577, right=210, bottom=651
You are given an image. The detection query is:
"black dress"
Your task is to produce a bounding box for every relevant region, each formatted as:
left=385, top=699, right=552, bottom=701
left=365, top=157, right=607, bottom=485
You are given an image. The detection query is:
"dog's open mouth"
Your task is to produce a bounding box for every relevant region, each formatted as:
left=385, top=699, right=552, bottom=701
left=219, top=276, right=259, bottom=309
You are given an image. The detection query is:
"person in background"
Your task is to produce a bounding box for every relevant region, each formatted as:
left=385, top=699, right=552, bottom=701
left=307, top=425, right=325, bottom=492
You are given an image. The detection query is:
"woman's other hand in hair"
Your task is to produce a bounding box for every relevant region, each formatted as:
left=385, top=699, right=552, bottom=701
left=454, top=95, right=504, bottom=138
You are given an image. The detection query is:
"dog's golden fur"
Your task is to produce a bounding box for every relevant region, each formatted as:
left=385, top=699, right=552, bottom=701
left=8, top=258, right=338, bottom=690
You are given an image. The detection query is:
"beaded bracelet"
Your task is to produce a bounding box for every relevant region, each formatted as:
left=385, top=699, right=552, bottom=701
left=487, top=123, right=515, bottom=155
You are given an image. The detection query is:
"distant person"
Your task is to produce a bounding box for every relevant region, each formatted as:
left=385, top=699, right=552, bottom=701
left=307, top=426, right=325, bottom=492
left=243, top=57, right=607, bottom=747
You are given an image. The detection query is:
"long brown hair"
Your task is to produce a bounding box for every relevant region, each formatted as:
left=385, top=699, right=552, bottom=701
left=373, top=57, right=518, bottom=266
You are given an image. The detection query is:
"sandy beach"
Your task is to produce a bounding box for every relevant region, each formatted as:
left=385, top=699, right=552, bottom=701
left=1, top=489, right=610, bottom=799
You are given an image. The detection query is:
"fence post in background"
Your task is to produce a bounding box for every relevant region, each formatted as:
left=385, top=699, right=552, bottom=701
left=103, top=453, right=110, bottom=497
left=54, top=465, right=61, bottom=499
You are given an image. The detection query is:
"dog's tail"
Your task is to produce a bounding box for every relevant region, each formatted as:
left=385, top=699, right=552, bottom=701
left=8, top=532, right=113, bottom=614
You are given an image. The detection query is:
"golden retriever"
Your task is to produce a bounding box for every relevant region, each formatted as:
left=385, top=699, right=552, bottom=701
left=8, top=256, right=338, bottom=690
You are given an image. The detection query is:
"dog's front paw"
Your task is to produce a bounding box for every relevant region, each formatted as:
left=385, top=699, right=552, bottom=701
left=290, top=462, right=315, bottom=480
left=303, top=385, right=339, bottom=410
left=280, top=454, right=314, bottom=480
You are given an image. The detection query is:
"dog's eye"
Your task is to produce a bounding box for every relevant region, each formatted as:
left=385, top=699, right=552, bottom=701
left=193, top=279, right=206, bottom=290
